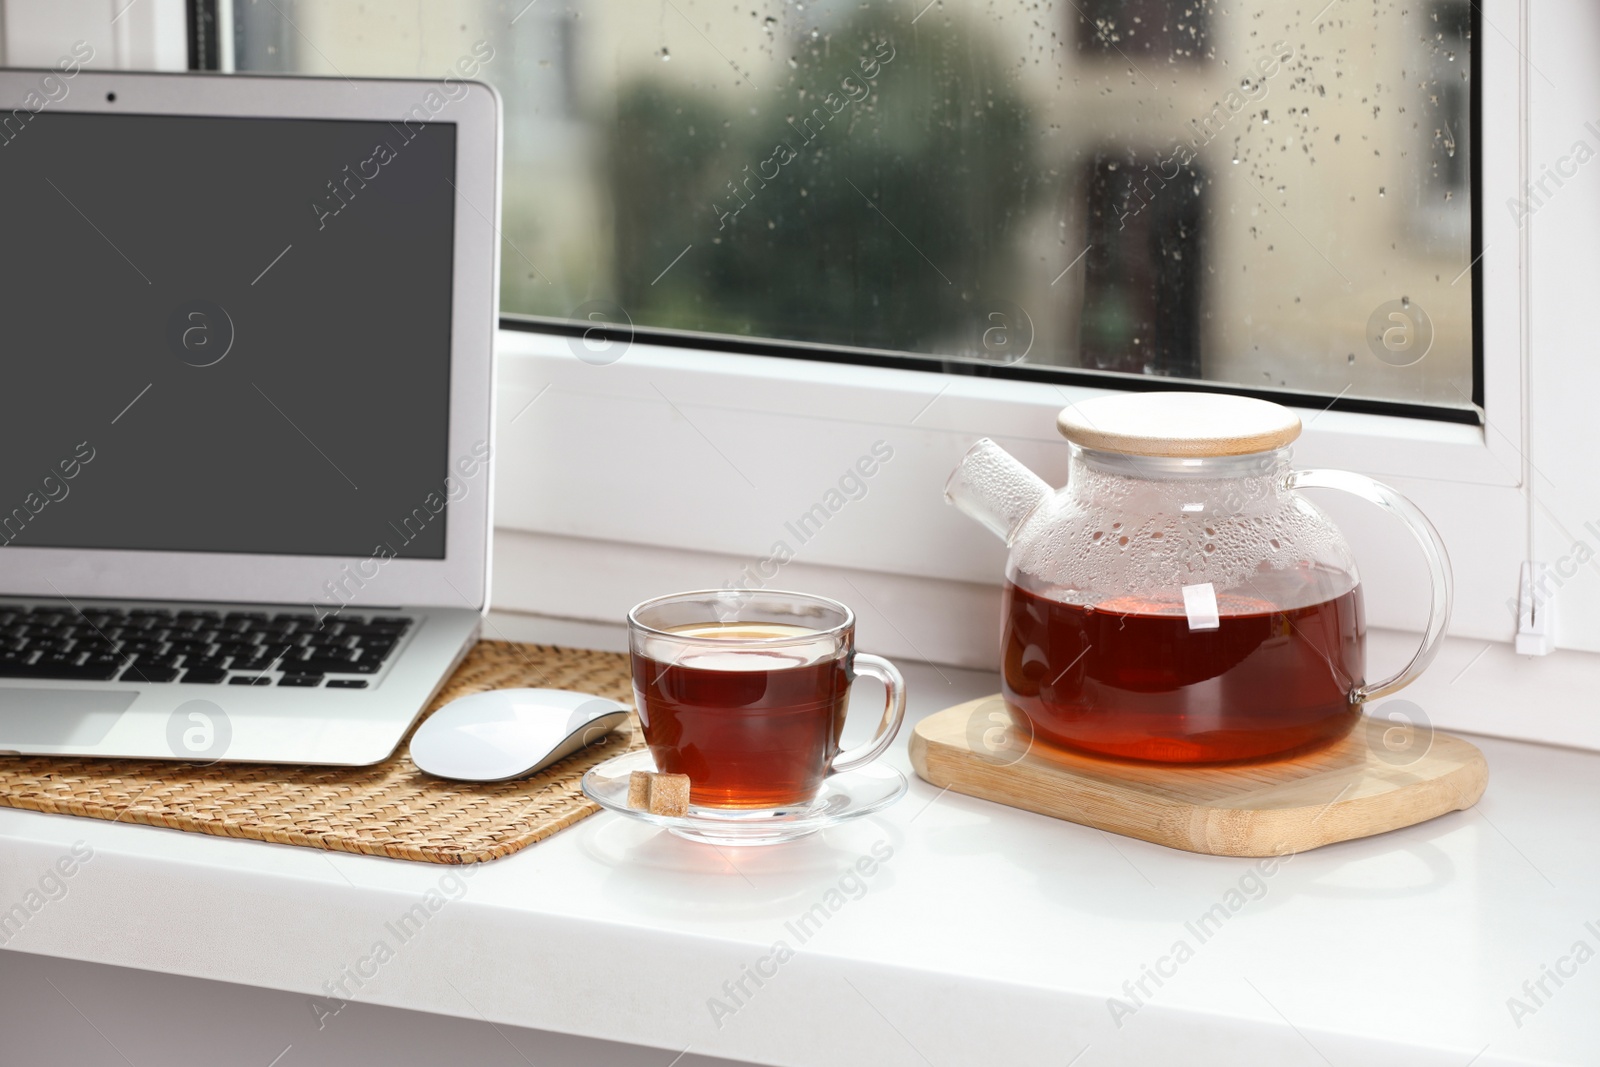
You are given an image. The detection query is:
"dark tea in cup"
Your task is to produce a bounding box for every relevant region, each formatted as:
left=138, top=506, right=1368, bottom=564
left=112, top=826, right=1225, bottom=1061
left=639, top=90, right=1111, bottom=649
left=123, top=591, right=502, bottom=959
left=628, top=591, right=906, bottom=810
left=632, top=622, right=849, bottom=808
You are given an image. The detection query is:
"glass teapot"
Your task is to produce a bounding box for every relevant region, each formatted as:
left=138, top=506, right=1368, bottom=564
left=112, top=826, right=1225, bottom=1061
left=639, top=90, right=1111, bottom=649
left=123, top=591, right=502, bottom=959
left=945, top=392, right=1452, bottom=765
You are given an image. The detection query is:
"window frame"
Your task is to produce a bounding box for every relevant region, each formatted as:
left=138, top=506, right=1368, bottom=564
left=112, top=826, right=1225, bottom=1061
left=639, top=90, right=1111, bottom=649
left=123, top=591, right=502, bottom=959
left=497, top=314, right=1484, bottom=427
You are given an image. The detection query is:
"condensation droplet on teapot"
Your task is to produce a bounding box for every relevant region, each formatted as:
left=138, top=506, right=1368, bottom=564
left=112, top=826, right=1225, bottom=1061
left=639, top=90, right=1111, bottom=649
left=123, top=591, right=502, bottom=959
left=999, top=454, right=1353, bottom=611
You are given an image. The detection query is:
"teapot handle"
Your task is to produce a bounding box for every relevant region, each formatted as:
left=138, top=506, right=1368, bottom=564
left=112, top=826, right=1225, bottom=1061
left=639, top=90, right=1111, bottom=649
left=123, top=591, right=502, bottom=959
left=1288, top=469, right=1454, bottom=704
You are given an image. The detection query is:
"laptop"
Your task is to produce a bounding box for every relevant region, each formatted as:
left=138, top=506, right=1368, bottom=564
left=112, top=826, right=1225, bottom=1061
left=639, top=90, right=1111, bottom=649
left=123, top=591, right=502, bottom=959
left=0, top=69, right=501, bottom=765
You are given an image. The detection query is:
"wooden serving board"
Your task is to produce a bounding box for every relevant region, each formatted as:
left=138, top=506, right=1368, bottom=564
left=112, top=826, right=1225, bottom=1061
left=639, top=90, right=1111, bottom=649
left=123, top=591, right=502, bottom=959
left=908, top=696, right=1488, bottom=857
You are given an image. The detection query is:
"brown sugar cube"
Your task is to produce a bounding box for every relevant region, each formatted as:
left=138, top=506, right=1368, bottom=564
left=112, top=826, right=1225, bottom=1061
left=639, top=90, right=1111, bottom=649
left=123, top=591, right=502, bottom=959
left=646, top=772, right=691, bottom=817
left=626, top=770, right=691, bottom=816
left=627, top=770, right=654, bottom=811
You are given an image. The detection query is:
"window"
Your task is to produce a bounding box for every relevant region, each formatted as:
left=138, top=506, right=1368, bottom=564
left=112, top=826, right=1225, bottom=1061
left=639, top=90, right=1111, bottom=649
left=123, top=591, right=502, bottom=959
left=229, top=0, right=1476, bottom=416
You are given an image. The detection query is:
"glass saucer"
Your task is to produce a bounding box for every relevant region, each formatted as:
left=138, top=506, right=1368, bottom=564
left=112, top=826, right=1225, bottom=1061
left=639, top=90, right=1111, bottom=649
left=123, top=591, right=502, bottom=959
left=581, top=749, right=907, bottom=846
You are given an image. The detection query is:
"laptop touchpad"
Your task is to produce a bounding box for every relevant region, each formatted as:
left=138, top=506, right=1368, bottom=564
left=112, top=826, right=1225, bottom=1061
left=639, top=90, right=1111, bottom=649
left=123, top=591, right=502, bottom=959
left=0, top=689, right=135, bottom=746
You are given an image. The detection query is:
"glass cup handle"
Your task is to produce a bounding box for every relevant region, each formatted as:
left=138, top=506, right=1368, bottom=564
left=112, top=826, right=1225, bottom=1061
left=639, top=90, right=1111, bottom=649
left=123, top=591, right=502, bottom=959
left=830, top=652, right=908, bottom=775
left=1289, top=468, right=1455, bottom=704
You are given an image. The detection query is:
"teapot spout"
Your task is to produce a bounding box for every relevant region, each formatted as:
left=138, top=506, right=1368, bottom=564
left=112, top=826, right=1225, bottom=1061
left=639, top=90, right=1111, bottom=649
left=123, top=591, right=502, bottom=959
left=944, top=438, right=1052, bottom=545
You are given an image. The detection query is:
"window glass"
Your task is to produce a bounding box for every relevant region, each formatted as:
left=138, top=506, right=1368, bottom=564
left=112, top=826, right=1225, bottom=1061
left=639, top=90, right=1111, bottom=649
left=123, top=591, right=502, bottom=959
left=232, top=0, right=1476, bottom=411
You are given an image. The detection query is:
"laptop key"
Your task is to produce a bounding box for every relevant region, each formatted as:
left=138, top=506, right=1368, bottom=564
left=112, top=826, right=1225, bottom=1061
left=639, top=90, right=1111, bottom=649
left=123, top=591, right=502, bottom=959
left=303, top=632, right=349, bottom=648
left=180, top=667, right=227, bottom=684
left=0, top=658, right=121, bottom=681
left=326, top=679, right=368, bottom=689
left=228, top=676, right=273, bottom=686
left=296, top=659, right=373, bottom=675
left=121, top=665, right=179, bottom=683
left=278, top=674, right=323, bottom=687
left=345, top=623, right=408, bottom=638
left=293, top=644, right=356, bottom=661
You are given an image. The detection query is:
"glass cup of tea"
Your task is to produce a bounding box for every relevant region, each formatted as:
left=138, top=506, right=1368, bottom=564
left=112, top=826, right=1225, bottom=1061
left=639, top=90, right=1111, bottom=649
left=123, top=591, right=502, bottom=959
left=627, top=589, right=908, bottom=810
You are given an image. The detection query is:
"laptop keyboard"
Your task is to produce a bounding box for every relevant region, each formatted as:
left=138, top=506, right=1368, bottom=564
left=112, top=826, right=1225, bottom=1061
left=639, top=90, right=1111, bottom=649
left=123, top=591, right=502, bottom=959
left=0, top=605, right=413, bottom=689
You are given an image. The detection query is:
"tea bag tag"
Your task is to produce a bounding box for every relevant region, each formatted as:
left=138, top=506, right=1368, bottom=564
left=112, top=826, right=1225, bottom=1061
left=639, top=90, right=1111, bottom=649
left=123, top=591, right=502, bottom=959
left=1180, top=582, right=1221, bottom=631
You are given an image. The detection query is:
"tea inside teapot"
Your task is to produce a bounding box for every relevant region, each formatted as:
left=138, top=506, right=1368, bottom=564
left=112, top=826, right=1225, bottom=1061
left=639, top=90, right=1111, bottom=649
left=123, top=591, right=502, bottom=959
left=947, top=392, right=1453, bottom=766
left=1003, top=573, right=1363, bottom=764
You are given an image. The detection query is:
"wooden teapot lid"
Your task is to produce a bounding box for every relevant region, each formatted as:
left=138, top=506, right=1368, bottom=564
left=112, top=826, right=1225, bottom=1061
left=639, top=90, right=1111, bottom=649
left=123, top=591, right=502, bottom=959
left=1056, top=392, right=1302, bottom=457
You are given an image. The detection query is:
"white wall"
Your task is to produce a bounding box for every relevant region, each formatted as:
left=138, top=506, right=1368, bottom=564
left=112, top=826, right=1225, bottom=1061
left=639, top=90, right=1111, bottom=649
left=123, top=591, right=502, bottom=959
left=1, top=0, right=186, bottom=71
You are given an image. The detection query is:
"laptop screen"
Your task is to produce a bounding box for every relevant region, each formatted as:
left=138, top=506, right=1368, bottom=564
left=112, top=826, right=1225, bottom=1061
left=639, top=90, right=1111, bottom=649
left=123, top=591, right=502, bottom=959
left=0, top=110, right=457, bottom=561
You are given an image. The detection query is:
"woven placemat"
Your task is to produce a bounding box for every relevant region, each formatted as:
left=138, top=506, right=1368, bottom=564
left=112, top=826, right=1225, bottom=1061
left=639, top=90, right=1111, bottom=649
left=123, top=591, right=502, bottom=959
left=0, top=641, right=643, bottom=863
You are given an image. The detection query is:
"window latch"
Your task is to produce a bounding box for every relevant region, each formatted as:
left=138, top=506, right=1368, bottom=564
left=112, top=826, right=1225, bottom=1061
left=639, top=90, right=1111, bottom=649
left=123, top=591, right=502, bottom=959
left=1514, top=561, right=1556, bottom=656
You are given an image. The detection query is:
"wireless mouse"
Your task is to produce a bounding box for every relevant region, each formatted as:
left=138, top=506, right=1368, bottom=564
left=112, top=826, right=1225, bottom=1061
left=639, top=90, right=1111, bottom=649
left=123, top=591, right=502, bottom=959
left=409, top=688, right=631, bottom=782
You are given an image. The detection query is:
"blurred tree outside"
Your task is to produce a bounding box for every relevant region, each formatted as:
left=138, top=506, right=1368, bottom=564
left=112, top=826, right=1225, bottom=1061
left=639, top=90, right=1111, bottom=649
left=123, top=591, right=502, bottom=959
left=607, top=11, right=1034, bottom=359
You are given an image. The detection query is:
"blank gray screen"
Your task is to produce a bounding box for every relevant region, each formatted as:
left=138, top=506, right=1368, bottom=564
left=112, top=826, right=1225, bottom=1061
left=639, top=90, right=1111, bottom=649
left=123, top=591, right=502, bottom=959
left=0, top=110, right=456, bottom=560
